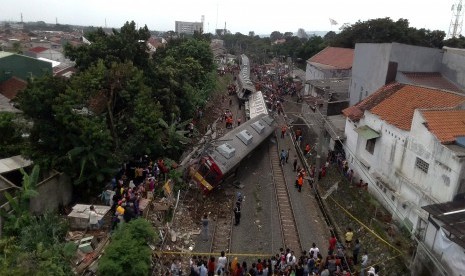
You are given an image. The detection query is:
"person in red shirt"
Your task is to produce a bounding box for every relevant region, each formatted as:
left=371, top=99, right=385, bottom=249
left=207, top=256, right=216, bottom=276
left=281, top=125, right=287, bottom=139
left=328, top=233, right=337, bottom=255
left=305, top=143, right=311, bottom=157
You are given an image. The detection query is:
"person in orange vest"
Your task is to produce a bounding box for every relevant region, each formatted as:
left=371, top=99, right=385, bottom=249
left=297, top=175, right=303, bottom=192
left=281, top=125, right=287, bottom=139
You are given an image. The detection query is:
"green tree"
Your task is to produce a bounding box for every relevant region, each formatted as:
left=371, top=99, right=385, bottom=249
left=0, top=112, right=25, bottom=158
left=98, top=219, right=157, bottom=276
left=443, top=35, right=465, bottom=48
left=270, top=31, right=284, bottom=42
left=65, top=20, right=151, bottom=71
left=329, top=17, right=447, bottom=49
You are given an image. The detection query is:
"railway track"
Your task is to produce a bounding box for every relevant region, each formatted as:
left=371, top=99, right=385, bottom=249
left=269, top=139, right=302, bottom=253
left=209, top=192, right=234, bottom=254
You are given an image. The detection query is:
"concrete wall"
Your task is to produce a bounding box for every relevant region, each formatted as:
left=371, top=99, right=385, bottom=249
left=349, top=43, right=444, bottom=106
left=441, top=47, right=465, bottom=89
left=29, top=171, right=73, bottom=214
left=350, top=43, right=392, bottom=106
left=390, top=43, right=443, bottom=72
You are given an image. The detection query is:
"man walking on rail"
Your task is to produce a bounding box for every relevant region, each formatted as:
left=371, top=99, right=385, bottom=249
left=281, top=125, right=287, bottom=139
left=233, top=202, right=241, bottom=226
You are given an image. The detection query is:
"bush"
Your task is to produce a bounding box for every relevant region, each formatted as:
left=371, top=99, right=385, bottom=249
left=98, top=219, right=157, bottom=276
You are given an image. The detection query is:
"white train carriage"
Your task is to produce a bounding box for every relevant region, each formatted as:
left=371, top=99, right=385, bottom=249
left=246, top=91, right=269, bottom=120
left=236, top=54, right=255, bottom=101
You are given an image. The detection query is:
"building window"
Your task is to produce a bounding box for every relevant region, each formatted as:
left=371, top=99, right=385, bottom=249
left=366, top=139, right=376, bottom=154
left=415, top=157, right=429, bottom=173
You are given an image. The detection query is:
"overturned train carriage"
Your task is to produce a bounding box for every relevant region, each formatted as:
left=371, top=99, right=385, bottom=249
left=236, top=54, right=255, bottom=102
left=189, top=113, right=275, bottom=193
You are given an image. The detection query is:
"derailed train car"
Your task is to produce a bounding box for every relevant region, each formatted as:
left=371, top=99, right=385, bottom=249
left=188, top=113, right=275, bottom=193
left=236, top=54, right=256, bottom=102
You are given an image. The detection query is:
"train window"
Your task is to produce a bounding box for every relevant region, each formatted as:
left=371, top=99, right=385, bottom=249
left=236, top=130, right=253, bottom=145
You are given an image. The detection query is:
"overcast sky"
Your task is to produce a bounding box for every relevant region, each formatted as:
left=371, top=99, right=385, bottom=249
left=2, top=0, right=462, bottom=35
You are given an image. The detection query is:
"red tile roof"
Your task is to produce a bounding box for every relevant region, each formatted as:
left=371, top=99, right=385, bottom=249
left=307, top=47, right=354, bottom=69
left=422, top=110, right=465, bottom=144
left=28, top=46, right=48, bottom=53
left=402, top=72, right=463, bottom=93
left=342, top=82, right=401, bottom=121
left=371, top=85, right=465, bottom=130
left=0, top=77, right=27, bottom=100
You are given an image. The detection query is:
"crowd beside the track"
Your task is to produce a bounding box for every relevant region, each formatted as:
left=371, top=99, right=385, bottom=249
left=168, top=242, right=379, bottom=276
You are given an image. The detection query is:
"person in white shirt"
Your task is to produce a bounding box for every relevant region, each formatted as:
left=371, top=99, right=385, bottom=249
left=309, top=243, right=320, bottom=259
left=290, top=251, right=297, bottom=266
left=360, top=252, right=369, bottom=276
left=88, top=205, right=100, bottom=230
left=217, top=251, right=227, bottom=275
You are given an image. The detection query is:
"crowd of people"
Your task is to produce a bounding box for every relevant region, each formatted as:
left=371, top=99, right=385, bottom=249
left=106, top=157, right=170, bottom=230
left=167, top=239, right=379, bottom=276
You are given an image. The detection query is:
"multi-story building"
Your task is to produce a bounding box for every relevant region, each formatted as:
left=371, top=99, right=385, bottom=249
left=175, top=21, right=203, bottom=35
left=339, top=43, right=465, bottom=275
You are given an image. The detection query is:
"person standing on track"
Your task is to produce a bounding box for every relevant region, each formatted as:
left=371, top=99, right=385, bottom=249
left=233, top=202, right=241, bottom=226
left=280, top=149, right=286, bottom=166
left=281, top=125, right=287, bottom=139
left=328, top=233, right=337, bottom=256
left=297, top=174, right=303, bottom=192
left=293, top=155, right=298, bottom=172
left=201, top=213, right=209, bottom=241
left=304, top=143, right=311, bottom=157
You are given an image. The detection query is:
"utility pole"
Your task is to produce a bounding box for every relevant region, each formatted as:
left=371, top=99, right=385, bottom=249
left=313, top=87, right=330, bottom=188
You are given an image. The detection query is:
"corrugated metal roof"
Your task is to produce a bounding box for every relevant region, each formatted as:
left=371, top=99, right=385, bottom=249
left=355, top=125, right=380, bottom=140
left=0, top=51, right=13, bottom=59
left=0, top=155, right=32, bottom=175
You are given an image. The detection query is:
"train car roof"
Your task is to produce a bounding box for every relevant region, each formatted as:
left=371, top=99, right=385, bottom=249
left=248, top=91, right=269, bottom=119
left=207, top=113, right=275, bottom=174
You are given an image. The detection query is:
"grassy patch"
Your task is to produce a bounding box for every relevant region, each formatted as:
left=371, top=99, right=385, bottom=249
left=318, top=166, right=412, bottom=274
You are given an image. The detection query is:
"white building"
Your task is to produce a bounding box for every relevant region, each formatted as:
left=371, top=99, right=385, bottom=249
left=342, top=83, right=465, bottom=233
left=175, top=21, right=203, bottom=35
left=25, top=46, right=65, bottom=62
left=304, top=47, right=353, bottom=95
